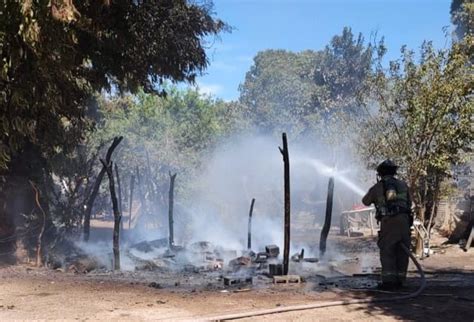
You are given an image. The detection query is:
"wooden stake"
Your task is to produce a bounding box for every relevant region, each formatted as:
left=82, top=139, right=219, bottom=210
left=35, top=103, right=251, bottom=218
left=128, top=174, right=135, bottom=230
left=320, top=177, right=334, bottom=258
left=168, top=172, right=177, bottom=247
left=247, top=198, right=256, bottom=250
left=114, top=163, right=123, bottom=232
left=100, top=159, right=121, bottom=270
left=83, top=136, right=123, bottom=241
left=279, top=133, right=291, bottom=275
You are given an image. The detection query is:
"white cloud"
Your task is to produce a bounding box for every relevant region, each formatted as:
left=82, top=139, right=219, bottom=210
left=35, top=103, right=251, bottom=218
left=196, top=82, right=224, bottom=96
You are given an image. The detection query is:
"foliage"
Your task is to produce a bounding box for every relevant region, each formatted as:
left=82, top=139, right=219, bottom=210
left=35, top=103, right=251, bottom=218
left=0, top=0, right=226, bottom=170
left=451, top=0, right=474, bottom=40
left=357, top=40, right=474, bottom=224
left=238, top=49, right=317, bottom=137
left=83, top=87, right=240, bottom=224
left=238, top=27, right=375, bottom=141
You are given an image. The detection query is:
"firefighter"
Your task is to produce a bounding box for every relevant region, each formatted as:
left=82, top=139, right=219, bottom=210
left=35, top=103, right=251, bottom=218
left=362, top=159, right=412, bottom=290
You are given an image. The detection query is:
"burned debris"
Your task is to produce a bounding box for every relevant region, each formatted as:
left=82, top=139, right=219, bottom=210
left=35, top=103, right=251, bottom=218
left=265, top=244, right=280, bottom=258
left=41, top=131, right=362, bottom=293
left=223, top=276, right=253, bottom=286
left=130, top=238, right=169, bottom=253
left=268, top=264, right=283, bottom=277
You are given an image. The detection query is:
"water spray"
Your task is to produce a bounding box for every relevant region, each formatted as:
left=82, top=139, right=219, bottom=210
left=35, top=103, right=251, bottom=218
left=295, top=157, right=365, bottom=197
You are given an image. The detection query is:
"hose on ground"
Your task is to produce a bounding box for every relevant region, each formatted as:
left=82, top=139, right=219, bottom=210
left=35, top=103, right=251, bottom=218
left=208, top=244, right=426, bottom=321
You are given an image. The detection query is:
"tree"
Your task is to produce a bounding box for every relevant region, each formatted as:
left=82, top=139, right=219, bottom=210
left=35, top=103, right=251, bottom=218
left=238, top=28, right=374, bottom=140
left=357, top=40, right=473, bottom=253
left=0, top=0, right=226, bottom=260
left=88, top=87, right=239, bottom=230
left=238, top=49, right=318, bottom=137
left=0, top=0, right=226, bottom=169
left=451, top=0, right=474, bottom=41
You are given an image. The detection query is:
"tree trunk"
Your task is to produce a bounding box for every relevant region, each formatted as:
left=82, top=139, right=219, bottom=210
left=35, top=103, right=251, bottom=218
left=100, top=159, right=121, bottom=270
left=320, top=177, right=334, bottom=258
left=29, top=181, right=46, bottom=267
left=128, top=174, right=135, bottom=230
left=279, top=133, right=291, bottom=275
left=0, top=142, right=50, bottom=263
left=247, top=198, right=256, bottom=250
left=415, top=207, right=425, bottom=257
left=83, top=137, right=123, bottom=241
left=168, top=172, right=177, bottom=247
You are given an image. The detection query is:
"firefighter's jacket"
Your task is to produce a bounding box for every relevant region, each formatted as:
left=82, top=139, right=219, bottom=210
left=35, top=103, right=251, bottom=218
left=362, top=175, right=412, bottom=219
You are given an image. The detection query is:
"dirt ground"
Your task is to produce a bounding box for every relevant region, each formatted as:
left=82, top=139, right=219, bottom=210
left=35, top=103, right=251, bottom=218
left=0, top=232, right=473, bottom=321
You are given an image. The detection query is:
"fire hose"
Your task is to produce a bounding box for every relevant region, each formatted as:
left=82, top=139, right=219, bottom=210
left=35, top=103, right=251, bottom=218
left=208, top=244, right=426, bottom=321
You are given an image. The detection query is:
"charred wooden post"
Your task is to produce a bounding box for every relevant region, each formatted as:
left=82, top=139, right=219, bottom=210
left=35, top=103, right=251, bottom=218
left=319, top=177, right=334, bottom=258
left=247, top=198, right=255, bottom=250
left=168, top=172, right=177, bottom=247
left=100, top=159, right=121, bottom=270
left=128, top=174, right=135, bottom=230
left=83, top=136, right=123, bottom=242
left=114, top=163, right=123, bottom=232
left=279, top=133, right=291, bottom=275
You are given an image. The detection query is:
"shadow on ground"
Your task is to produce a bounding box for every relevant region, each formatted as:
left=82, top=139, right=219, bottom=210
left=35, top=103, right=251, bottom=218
left=344, top=270, right=474, bottom=321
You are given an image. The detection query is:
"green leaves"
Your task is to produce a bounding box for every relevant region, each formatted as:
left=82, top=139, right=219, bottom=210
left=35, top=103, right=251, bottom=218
left=358, top=39, right=473, bottom=219
left=0, top=0, right=226, bottom=170
left=89, top=87, right=238, bottom=198
left=238, top=28, right=375, bottom=142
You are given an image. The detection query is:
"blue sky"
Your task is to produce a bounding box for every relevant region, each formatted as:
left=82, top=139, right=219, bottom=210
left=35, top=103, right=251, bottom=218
left=192, top=0, right=452, bottom=101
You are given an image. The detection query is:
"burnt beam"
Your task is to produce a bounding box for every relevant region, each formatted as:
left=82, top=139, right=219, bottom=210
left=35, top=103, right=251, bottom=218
left=247, top=198, right=255, bottom=250
left=319, top=176, right=334, bottom=257
left=279, top=132, right=291, bottom=275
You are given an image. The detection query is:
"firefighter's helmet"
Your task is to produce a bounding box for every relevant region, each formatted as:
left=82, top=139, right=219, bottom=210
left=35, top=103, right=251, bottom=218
left=376, top=159, right=398, bottom=176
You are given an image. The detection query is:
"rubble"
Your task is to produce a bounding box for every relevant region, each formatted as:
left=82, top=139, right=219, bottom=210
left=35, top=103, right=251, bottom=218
left=130, top=238, right=168, bottom=253
left=67, top=256, right=102, bottom=274
left=223, top=276, right=253, bottom=286
left=215, top=248, right=238, bottom=260
left=268, top=263, right=283, bottom=277
left=242, top=250, right=256, bottom=258
left=190, top=241, right=214, bottom=252
left=228, top=256, right=252, bottom=269
left=265, top=245, right=280, bottom=258
left=148, top=282, right=162, bottom=289
left=254, top=252, right=268, bottom=263
left=273, top=275, right=302, bottom=284
left=291, top=248, right=305, bottom=262
left=126, top=251, right=169, bottom=271
left=163, top=249, right=176, bottom=258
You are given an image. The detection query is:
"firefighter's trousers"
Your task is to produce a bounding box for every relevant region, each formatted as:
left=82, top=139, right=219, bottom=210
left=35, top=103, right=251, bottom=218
left=377, top=213, right=411, bottom=285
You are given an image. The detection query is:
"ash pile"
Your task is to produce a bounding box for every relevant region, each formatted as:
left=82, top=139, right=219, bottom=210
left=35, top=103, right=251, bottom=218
left=126, top=239, right=320, bottom=287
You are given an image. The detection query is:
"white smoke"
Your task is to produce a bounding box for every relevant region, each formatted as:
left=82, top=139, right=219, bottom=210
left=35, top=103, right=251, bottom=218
left=77, top=133, right=372, bottom=271
left=177, top=134, right=371, bottom=254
